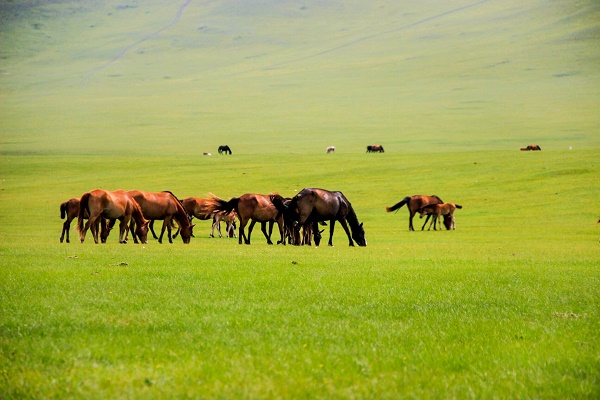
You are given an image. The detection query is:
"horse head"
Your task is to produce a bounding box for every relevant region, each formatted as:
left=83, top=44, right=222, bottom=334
left=352, top=222, right=367, bottom=246
left=135, top=220, right=150, bottom=244
left=180, top=223, right=195, bottom=244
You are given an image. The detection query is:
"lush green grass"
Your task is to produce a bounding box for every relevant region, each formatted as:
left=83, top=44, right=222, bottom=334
left=1, top=0, right=599, bottom=398
left=1, top=151, right=599, bottom=398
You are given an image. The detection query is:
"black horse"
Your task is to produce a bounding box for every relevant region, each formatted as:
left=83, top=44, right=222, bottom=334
left=218, top=145, right=232, bottom=155
left=273, top=188, right=366, bottom=247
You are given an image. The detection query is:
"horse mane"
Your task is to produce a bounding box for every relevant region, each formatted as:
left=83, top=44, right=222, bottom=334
left=131, top=199, right=149, bottom=225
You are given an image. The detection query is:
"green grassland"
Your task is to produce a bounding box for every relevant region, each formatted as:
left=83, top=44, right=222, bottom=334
left=1, top=0, right=599, bottom=398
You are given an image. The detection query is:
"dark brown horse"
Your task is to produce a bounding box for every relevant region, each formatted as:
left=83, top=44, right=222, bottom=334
left=386, top=195, right=443, bottom=231
left=366, top=145, right=384, bottom=153
left=208, top=193, right=285, bottom=245
left=275, top=188, right=366, bottom=247
left=127, top=190, right=193, bottom=244
left=77, top=189, right=149, bottom=244
left=520, top=145, right=541, bottom=151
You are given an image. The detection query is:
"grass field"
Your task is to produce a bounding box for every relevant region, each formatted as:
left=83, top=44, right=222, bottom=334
left=1, top=0, right=599, bottom=398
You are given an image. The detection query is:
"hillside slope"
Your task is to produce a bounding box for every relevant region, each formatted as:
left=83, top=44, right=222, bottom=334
left=1, top=0, right=598, bottom=154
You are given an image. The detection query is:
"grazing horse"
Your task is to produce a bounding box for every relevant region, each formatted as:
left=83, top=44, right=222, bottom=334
left=211, top=211, right=237, bottom=238
left=418, top=203, right=462, bottom=230
left=77, top=189, right=149, bottom=244
left=326, top=146, right=336, bottom=154
left=274, top=188, right=366, bottom=247
left=386, top=195, right=443, bottom=231
left=218, top=145, right=232, bottom=155
left=520, top=145, right=542, bottom=151
left=127, top=190, right=194, bottom=244
left=208, top=193, right=285, bottom=245
left=366, top=145, right=384, bottom=153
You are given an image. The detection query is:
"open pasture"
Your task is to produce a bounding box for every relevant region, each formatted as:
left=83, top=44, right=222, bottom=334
left=1, top=0, right=599, bottom=397
left=1, top=150, right=599, bottom=398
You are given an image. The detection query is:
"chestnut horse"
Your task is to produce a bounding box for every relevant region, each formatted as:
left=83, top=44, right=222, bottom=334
left=386, top=195, right=443, bottom=231
left=274, top=188, right=366, bottom=247
left=127, top=190, right=193, bottom=244
left=419, top=202, right=462, bottom=230
left=77, top=189, right=149, bottom=244
left=208, top=193, right=285, bottom=245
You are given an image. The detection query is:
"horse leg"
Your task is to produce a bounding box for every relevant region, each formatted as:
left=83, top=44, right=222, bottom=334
left=129, top=220, right=139, bottom=244
left=408, top=211, right=416, bottom=231
left=119, top=218, right=128, bottom=243
left=149, top=220, right=159, bottom=240
left=238, top=218, right=249, bottom=244
left=421, top=215, right=431, bottom=231
left=157, top=219, right=170, bottom=244
left=327, top=220, right=336, bottom=246
left=276, top=215, right=285, bottom=246
left=260, top=221, right=273, bottom=244
left=61, top=219, right=70, bottom=243
left=338, top=218, right=355, bottom=247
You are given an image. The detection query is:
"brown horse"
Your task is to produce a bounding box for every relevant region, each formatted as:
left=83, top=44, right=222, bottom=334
left=208, top=193, right=285, bottom=245
left=386, top=195, right=443, bottom=231
left=77, top=189, right=149, bottom=244
left=419, top=203, right=462, bottom=230
left=273, top=188, right=366, bottom=247
left=127, top=190, right=193, bottom=244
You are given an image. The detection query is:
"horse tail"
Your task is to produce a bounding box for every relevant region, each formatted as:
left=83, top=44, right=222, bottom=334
left=455, top=204, right=463, bottom=209
left=209, top=195, right=239, bottom=215
left=60, top=202, right=67, bottom=219
left=77, top=193, right=90, bottom=233
left=386, top=196, right=410, bottom=212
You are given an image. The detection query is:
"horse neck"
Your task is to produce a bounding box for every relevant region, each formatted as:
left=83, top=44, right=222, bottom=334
left=345, top=205, right=361, bottom=232
left=173, top=202, right=190, bottom=227
left=131, top=202, right=147, bottom=225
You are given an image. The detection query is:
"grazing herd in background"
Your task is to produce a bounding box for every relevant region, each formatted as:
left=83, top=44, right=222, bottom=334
left=60, top=142, right=554, bottom=246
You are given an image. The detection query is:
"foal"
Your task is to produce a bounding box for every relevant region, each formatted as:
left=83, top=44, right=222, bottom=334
left=419, top=202, right=462, bottom=230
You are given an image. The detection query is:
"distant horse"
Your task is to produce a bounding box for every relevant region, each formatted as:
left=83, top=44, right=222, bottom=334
left=386, top=195, right=443, bottom=231
left=520, top=145, right=541, bottom=151
left=77, top=189, right=149, bottom=244
left=418, top=203, right=462, bottom=230
left=127, top=190, right=194, bottom=244
left=366, top=145, right=384, bottom=153
left=326, top=146, right=336, bottom=154
left=211, top=211, right=237, bottom=238
left=218, top=145, right=232, bottom=155
left=208, top=193, right=285, bottom=245
left=273, top=188, right=366, bottom=247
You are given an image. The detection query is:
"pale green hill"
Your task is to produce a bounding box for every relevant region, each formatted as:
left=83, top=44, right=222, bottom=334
left=1, top=0, right=598, bottom=154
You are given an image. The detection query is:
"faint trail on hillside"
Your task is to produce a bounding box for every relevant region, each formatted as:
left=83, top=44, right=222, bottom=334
left=249, top=0, right=493, bottom=74
left=83, top=0, right=192, bottom=86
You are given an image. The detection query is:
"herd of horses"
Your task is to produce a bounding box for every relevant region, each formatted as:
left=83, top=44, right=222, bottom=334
left=61, top=187, right=461, bottom=247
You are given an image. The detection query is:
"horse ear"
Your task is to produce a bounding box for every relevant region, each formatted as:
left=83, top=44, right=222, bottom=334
left=191, top=224, right=196, bottom=228
left=360, top=222, right=363, bottom=227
